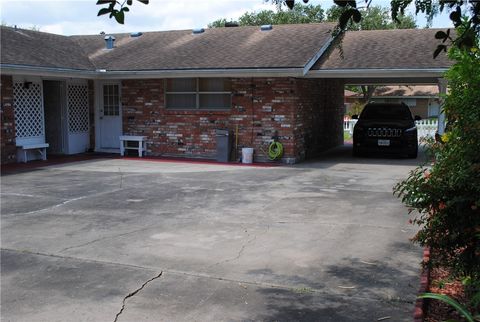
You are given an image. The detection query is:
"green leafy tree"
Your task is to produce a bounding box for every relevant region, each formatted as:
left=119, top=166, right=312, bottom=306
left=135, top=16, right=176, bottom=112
left=209, top=18, right=230, bottom=28
left=209, top=4, right=324, bottom=28
left=326, top=5, right=416, bottom=30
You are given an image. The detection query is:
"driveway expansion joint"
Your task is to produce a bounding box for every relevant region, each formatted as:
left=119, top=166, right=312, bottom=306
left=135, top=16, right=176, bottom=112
left=113, top=271, right=163, bottom=322
left=3, top=188, right=125, bottom=216
left=58, top=227, right=153, bottom=253
left=1, top=248, right=157, bottom=272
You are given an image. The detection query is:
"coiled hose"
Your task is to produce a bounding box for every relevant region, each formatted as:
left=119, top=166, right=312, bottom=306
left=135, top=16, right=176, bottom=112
left=268, top=141, right=283, bottom=160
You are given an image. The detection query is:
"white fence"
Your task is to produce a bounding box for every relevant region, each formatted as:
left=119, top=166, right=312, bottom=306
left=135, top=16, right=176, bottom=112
left=415, top=119, right=439, bottom=139
left=344, top=119, right=439, bottom=139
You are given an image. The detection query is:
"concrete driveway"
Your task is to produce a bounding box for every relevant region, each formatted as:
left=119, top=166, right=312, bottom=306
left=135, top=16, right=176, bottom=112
left=1, top=146, right=424, bottom=322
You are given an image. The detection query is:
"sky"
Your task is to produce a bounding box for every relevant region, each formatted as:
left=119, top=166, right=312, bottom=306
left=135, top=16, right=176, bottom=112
left=0, top=0, right=453, bottom=36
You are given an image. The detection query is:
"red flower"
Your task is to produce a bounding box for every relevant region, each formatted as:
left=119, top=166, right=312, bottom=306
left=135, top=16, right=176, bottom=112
left=438, top=202, right=447, bottom=210
left=424, top=170, right=431, bottom=179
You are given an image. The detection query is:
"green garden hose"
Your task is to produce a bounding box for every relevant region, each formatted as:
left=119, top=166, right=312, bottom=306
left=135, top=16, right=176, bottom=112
left=268, top=141, right=283, bottom=160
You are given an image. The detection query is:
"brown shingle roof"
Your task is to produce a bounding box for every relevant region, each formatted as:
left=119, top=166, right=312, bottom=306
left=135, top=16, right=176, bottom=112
left=313, top=28, right=452, bottom=70
left=0, top=26, right=95, bottom=70
left=1, top=24, right=452, bottom=73
left=70, top=23, right=335, bottom=71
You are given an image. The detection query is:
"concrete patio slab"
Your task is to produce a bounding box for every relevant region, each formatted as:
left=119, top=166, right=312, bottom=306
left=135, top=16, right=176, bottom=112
left=1, top=146, right=425, bottom=321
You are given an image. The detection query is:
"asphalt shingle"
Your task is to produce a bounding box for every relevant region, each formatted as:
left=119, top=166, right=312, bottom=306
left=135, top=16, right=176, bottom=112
left=0, top=27, right=95, bottom=70
left=1, top=24, right=452, bottom=73
left=313, top=28, right=452, bottom=70
left=70, top=23, right=335, bottom=71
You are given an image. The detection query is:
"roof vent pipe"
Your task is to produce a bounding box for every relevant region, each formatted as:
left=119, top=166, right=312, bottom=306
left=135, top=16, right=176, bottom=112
left=192, top=28, right=205, bottom=34
left=130, top=32, right=143, bottom=37
left=260, top=25, right=273, bottom=31
left=104, top=35, right=115, bottom=49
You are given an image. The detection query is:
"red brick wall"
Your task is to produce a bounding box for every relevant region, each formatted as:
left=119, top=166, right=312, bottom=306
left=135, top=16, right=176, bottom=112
left=294, top=78, right=344, bottom=160
left=1, top=75, right=17, bottom=164
left=121, top=77, right=344, bottom=163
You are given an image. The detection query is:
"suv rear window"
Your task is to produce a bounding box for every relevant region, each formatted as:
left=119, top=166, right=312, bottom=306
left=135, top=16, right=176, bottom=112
left=360, top=104, right=413, bottom=120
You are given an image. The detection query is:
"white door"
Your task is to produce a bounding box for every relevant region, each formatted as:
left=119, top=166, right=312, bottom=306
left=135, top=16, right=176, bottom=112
left=99, top=83, right=122, bottom=149
left=66, top=81, right=90, bottom=154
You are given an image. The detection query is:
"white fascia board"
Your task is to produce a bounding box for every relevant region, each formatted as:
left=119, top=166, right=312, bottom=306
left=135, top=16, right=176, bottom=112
left=1, top=64, right=447, bottom=80
left=97, top=68, right=305, bottom=79
left=302, top=35, right=336, bottom=76
left=306, top=68, right=448, bottom=78
left=1, top=64, right=97, bottom=79
left=1, top=64, right=304, bottom=79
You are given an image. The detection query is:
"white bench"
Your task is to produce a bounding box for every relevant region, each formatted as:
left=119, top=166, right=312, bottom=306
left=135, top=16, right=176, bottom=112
left=119, top=135, right=147, bottom=157
left=16, top=143, right=49, bottom=163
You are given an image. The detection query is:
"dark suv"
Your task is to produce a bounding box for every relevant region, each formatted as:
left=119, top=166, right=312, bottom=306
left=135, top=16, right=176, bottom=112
left=352, top=103, right=419, bottom=158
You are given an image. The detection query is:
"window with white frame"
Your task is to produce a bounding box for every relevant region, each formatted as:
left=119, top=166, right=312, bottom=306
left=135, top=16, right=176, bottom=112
left=103, top=84, right=120, bottom=116
left=165, top=78, right=231, bottom=110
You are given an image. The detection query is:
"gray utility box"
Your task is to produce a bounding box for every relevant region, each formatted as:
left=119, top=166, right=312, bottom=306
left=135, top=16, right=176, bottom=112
left=215, top=129, right=232, bottom=162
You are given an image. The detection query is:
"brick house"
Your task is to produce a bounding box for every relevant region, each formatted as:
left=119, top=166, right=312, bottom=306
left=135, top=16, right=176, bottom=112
left=0, top=24, right=451, bottom=164
left=345, top=85, right=441, bottom=119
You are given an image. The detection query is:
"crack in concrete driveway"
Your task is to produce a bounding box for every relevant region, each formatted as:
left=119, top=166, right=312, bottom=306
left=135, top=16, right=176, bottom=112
left=113, top=272, right=163, bottom=322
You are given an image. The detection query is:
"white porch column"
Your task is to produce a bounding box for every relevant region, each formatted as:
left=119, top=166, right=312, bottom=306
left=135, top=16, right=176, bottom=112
left=437, top=78, right=448, bottom=135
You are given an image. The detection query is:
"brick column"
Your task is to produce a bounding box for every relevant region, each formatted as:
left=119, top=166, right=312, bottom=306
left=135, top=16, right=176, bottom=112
left=1, top=75, right=17, bottom=164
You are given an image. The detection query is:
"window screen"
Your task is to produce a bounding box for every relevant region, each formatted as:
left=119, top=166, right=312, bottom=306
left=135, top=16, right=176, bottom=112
left=103, top=84, right=120, bottom=116
left=166, top=78, right=231, bottom=110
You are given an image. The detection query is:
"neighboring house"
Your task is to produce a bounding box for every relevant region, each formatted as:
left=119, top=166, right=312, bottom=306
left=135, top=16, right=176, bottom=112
left=345, top=85, right=441, bottom=118
left=0, top=24, right=451, bottom=164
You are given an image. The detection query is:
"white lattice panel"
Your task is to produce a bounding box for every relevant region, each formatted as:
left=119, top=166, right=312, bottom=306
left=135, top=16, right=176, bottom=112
left=13, top=82, right=45, bottom=139
left=67, top=84, right=89, bottom=133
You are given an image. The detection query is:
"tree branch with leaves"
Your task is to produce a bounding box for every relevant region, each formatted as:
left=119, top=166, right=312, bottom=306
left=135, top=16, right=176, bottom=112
left=96, top=0, right=148, bottom=24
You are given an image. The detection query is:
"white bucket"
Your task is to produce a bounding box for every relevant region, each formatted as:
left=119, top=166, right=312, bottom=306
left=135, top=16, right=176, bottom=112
left=242, top=148, right=254, bottom=164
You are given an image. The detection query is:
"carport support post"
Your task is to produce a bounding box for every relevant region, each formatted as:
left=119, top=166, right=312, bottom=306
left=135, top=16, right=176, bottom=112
left=437, top=78, right=448, bottom=135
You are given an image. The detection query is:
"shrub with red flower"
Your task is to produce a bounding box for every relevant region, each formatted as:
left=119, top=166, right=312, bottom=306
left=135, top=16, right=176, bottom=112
left=394, top=39, right=480, bottom=284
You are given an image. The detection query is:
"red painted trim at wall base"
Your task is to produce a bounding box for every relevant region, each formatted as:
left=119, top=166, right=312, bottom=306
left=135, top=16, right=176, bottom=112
left=413, top=247, right=431, bottom=322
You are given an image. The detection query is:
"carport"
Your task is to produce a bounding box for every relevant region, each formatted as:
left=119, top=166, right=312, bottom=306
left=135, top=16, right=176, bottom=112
left=308, top=28, right=450, bottom=135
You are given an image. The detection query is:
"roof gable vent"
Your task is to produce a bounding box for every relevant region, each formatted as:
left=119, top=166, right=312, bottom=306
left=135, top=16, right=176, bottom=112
left=130, top=32, right=143, bottom=38
left=192, top=28, right=205, bottom=34
left=104, top=35, right=116, bottom=49
left=260, top=25, right=273, bottom=31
